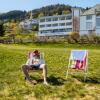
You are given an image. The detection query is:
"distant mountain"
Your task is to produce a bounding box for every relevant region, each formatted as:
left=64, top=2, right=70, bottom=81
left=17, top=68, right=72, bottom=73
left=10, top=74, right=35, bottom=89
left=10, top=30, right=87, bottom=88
left=0, top=4, right=73, bottom=21
left=0, top=10, right=26, bottom=21
left=31, top=4, right=72, bottom=18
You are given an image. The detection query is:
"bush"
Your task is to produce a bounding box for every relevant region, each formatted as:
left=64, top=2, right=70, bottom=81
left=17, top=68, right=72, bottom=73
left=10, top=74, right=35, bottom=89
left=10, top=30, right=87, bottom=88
left=88, top=34, right=100, bottom=44
left=93, top=36, right=100, bottom=44
left=0, top=36, right=12, bottom=44
left=79, top=35, right=89, bottom=44
left=67, top=32, right=80, bottom=43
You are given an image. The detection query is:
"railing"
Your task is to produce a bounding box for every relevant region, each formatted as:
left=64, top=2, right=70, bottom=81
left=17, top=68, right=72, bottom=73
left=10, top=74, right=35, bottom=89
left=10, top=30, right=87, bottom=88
left=38, top=32, right=70, bottom=36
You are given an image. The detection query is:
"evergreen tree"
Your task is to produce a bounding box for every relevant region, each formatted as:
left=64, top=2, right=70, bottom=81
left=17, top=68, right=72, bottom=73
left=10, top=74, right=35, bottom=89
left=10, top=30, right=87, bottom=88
left=0, top=21, right=5, bottom=36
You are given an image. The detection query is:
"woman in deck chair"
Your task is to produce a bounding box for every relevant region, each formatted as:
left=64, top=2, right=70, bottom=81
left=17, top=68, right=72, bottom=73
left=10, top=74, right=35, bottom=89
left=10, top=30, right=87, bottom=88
left=22, top=50, right=48, bottom=85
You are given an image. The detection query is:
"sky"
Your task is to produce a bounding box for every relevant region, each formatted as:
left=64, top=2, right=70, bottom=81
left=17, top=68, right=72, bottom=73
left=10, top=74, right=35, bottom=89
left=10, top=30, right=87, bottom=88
left=0, top=0, right=100, bottom=13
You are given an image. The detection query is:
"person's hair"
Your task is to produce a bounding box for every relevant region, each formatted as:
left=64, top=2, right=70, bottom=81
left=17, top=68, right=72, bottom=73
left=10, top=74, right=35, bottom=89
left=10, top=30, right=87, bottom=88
left=33, top=50, right=40, bottom=57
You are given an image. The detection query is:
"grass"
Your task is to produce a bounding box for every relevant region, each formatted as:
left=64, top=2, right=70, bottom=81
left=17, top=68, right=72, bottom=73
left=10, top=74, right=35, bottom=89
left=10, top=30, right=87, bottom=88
left=0, top=43, right=100, bottom=100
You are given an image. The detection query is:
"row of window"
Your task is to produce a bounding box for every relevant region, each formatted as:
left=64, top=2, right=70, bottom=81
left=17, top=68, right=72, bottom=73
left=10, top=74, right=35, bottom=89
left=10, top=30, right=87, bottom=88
left=40, top=22, right=72, bottom=28
left=40, top=28, right=72, bottom=33
left=86, top=18, right=100, bottom=30
left=40, top=16, right=72, bottom=22
left=40, top=15, right=97, bottom=22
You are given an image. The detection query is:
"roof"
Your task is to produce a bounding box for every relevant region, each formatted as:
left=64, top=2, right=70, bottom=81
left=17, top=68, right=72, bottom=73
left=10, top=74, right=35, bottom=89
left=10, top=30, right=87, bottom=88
left=81, top=4, right=100, bottom=15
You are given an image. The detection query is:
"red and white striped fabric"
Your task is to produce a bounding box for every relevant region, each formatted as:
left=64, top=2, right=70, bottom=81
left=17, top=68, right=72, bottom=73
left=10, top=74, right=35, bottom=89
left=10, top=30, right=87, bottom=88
left=71, top=58, right=86, bottom=70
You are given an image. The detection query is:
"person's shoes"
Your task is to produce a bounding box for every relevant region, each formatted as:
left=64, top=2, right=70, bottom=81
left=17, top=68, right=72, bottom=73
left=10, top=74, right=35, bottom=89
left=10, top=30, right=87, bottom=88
left=26, top=79, right=37, bottom=85
left=31, top=80, right=37, bottom=85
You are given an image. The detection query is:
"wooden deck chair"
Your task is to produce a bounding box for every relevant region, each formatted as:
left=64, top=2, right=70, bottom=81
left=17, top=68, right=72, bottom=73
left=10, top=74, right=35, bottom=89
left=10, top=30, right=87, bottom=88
left=66, top=50, right=88, bottom=81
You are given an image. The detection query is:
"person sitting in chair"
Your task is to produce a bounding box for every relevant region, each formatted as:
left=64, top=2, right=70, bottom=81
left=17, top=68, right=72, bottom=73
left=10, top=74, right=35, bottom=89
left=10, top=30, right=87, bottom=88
left=22, top=50, right=48, bottom=85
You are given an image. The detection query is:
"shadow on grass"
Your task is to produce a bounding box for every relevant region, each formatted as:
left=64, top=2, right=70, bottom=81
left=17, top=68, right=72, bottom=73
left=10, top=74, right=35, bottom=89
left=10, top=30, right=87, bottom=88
left=85, top=77, right=100, bottom=84
left=72, top=76, right=100, bottom=84
left=30, top=75, right=65, bottom=86
left=47, top=75, right=66, bottom=86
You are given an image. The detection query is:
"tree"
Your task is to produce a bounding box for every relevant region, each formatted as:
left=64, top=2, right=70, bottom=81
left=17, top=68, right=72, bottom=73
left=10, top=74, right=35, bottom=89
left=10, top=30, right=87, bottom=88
left=32, top=24, right=38, bottom=31
left=0, top=21, right=5, bottom=37
left=0, top=10, right=26, bottom=21
left=62, top=10, right=70, bottom=14
left=38, top=12, right=44, bottom=18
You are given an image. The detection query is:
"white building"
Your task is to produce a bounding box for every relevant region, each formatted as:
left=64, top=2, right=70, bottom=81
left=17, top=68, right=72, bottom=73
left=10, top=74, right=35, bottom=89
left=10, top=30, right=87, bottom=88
left=38, top=4, right=100, bottom=37
left=80, top=4, right=100, bottom=35
left=19, top=19, right=38, bottom=30
left=38, top=14, right=72, bottom=36
left=38, top=7, right=82, bottom=37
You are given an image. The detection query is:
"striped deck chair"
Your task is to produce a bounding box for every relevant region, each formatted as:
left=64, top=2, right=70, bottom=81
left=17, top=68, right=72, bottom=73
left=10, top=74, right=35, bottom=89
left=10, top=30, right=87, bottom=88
left=66, top=50, right=88, bottom=81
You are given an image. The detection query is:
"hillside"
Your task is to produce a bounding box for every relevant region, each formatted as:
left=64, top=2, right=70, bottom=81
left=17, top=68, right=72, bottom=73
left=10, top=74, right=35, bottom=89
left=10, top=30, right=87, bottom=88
left=0, top=10, right=26, bottom=21
left=0, top=4, right=72, bottom=21
left=31, top=4, right=72, bottom=18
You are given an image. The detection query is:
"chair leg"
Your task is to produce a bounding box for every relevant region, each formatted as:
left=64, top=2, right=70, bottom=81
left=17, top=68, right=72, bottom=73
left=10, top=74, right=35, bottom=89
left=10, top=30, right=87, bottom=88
left=66, top=69, right=69, bottom=79
left=84, top=69, right=88, bottom=82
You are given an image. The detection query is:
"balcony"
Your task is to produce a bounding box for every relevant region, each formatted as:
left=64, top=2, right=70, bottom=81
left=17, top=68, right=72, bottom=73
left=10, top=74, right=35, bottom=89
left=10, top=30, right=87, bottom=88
left=38, top=31, right=71, bottom=36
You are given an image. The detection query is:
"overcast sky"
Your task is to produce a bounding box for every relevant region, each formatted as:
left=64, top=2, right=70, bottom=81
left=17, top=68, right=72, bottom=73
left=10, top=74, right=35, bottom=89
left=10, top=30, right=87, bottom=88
left=0, top=0, right=100, bottom=13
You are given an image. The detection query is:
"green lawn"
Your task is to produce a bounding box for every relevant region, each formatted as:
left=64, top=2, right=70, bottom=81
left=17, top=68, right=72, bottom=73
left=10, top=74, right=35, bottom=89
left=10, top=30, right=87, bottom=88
left=0, top=43, right=100, bottom=100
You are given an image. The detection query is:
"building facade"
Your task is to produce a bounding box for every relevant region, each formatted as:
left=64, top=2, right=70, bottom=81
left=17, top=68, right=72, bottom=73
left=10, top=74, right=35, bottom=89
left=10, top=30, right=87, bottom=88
left=38, top=7, right=82, bottom=37
left=38, top=4, right=100, bottom=37
left=80, top=4, right=100, bottom=35
left=38, top=14, right=72, bottom=36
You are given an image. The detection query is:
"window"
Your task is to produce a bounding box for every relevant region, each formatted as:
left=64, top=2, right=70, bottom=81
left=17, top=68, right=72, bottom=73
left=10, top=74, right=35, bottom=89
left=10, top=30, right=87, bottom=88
left=40, top=30, right=46, bottom=33
left=96, top=18, right=100, bottom=27
left=59, top=23, right=65, bottom=26
left=52, top=29, right=59, bottom=32
left=40, top=19, right=45, bottom=22
left=46, top=24, right=51, bottom=27
left=86, top=15, right=92, bottom=20
left=46, top=18, right=51, bottom=22
left=86, top=22, right=92, bottom=30
left=66, top=22, right=72, bottom=25
left=96, top=12, right=100, bottom=16
left=59, top=29, right=66, bottom=32
left=66, top=16, right=72, bottom=20
left=52, top=24, right=58, bottom=27
left=46, top=30, right=52, bottom=33
left=40, top=25, right=45, bottom=28
left=53, top=17, right=58, bottom=21
left=60, top=17, right=65, bottom=20
left=66, top=28, right=72, bottom=32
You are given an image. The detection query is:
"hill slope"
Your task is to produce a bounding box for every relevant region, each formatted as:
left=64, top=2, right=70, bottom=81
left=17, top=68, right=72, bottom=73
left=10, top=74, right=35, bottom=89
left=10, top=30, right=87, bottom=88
left=0, top=4, right=72, bottom=21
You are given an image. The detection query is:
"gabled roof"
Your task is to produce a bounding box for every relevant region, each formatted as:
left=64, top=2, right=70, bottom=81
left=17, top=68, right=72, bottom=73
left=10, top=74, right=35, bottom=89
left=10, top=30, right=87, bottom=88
left=81, top=4, right=100, bottom=15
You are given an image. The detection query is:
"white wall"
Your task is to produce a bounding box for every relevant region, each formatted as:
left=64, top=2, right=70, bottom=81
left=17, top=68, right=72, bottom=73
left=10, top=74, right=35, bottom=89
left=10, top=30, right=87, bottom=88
left=96, top=29, right=100, bottom=35
left=80, top=15, right=96, bottom=35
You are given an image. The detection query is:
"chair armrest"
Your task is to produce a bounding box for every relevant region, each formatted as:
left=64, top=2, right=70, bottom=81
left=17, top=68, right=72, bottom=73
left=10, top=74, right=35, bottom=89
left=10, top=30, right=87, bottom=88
left=26, top=59, right=30, bottom=65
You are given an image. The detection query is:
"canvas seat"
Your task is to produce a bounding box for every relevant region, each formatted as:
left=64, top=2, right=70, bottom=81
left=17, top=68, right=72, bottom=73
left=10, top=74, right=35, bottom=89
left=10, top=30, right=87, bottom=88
left=26, top=51, right=45, bottom=71
left=66, top=50, right=88, bottom=81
